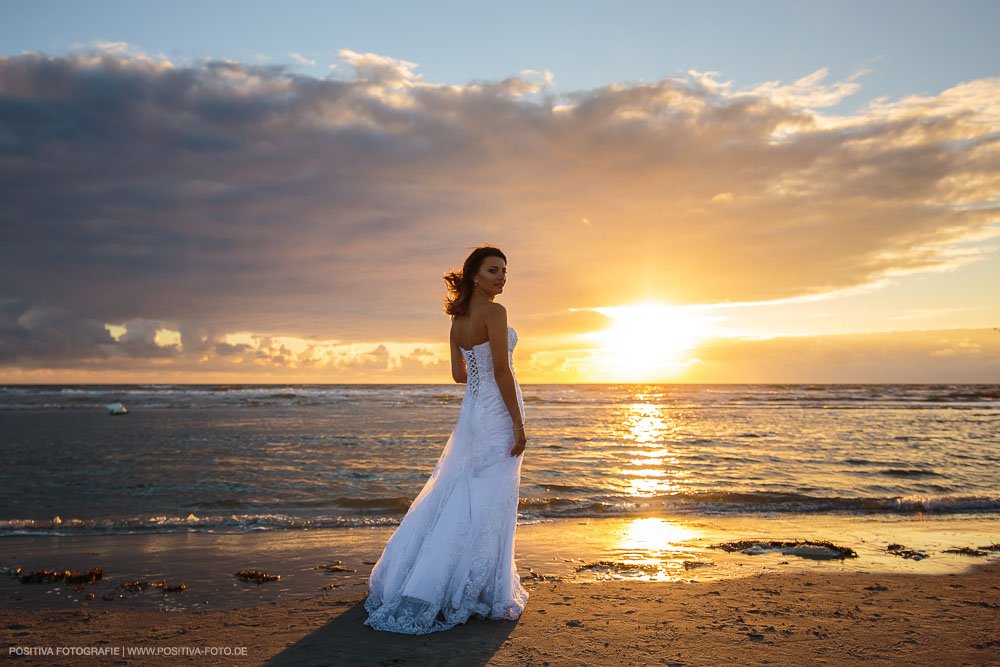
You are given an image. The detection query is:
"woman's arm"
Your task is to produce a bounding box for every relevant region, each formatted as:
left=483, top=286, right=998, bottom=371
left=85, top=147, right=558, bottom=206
left=449, top=321, right=467, bottom=384
left=485, top=304, right=523, bottom=429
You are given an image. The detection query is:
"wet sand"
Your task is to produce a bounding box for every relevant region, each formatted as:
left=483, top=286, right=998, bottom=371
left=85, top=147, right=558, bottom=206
left=3, top=561, right=999, bottom=665
left=4, top=515, right=999, bottom=613
left=2, top=515, right=998, bottom=664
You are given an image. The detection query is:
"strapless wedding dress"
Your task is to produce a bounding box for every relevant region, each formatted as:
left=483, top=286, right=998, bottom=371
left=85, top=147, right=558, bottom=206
left=363, top=326, right=529, bottom=634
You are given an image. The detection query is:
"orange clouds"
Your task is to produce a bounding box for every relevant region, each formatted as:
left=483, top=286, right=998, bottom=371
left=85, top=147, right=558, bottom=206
left=1, top=47, right=998, bottom=380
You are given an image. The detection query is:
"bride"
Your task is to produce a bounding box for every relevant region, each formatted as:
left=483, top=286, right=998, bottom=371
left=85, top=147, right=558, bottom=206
left=363, top=245, right=530, bottom=634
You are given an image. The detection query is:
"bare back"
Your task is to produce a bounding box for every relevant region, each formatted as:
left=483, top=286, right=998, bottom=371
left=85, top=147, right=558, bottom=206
left=451, top=304, right=497, bottom=351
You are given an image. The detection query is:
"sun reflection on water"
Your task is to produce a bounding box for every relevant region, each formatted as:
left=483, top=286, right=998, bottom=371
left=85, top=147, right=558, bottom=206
left=571, top=402, right=714, bottom=581
left=622, top=516, right=698, bottom=548
left=625, top=402, right=676, bottom=444
left=584, top=517, right=709, bottom=582
left=615, top=403, right=689, bottom=497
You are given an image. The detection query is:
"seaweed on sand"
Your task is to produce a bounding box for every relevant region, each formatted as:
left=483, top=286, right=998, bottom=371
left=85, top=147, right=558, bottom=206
left=710, top=539, right=858, bottom=560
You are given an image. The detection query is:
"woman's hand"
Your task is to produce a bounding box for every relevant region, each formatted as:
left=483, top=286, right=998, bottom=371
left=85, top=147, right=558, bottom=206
left=510, top=427, right=526, bottom=457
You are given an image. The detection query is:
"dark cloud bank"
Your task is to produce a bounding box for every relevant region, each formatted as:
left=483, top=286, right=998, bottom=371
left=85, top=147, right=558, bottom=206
left=1, top=49, right=997, bottom=376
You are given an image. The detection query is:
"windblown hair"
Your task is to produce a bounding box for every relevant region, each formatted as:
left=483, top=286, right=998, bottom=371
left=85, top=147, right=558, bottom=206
left=443, top=245, right=507, bottom=316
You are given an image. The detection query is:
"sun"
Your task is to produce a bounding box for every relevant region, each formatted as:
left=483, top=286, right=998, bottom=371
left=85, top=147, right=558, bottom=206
left=588, top=303, right=714, bottom=381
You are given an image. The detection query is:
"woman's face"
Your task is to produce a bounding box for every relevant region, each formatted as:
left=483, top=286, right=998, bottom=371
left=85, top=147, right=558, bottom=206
left=475, top=256, right=507, bottom=297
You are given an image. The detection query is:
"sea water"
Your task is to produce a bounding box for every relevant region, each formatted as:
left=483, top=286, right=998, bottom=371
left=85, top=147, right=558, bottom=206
left=1, top=383, right=998, bottom=609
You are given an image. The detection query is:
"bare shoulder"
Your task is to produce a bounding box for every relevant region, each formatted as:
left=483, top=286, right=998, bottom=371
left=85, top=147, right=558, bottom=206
left=484, top=302, right=508, bottom=326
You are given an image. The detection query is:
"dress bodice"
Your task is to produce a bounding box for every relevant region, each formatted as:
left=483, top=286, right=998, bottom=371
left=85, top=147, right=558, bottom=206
left=461, top=326, right=517, bottom=400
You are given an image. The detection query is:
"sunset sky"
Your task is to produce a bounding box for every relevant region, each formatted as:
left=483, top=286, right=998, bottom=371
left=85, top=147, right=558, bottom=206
left=1, top=0, right=998, bottom=383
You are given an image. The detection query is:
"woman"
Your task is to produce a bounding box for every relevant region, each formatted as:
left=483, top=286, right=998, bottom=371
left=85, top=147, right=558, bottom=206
left=363, top=245, right=529, bottom=634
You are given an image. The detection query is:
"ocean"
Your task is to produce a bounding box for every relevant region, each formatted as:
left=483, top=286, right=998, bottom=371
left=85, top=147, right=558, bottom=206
left=2, top=383, right=999, bottom=534
left=1, top=383, right=998, bottom=610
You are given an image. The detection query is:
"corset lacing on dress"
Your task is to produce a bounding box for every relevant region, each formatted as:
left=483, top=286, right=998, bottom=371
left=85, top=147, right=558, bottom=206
left=464, top=346, right=480, bottom=400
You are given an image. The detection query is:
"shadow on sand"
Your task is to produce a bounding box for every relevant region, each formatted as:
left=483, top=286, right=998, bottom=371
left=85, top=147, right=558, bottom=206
left=266, top=600, right=519, bottom=666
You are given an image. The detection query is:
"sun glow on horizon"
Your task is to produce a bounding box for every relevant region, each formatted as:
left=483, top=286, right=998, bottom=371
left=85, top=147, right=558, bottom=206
left=587, top=303, right=717, bottom=381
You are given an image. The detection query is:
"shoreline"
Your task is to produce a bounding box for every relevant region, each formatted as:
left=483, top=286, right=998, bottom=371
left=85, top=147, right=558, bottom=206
left=3, top=561, right=998, bottom=665
left=2, top=514, right=999, bottom=612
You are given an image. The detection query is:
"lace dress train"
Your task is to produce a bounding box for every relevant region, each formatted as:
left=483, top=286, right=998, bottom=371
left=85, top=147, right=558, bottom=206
left=363, top=326, right=528, bottom=634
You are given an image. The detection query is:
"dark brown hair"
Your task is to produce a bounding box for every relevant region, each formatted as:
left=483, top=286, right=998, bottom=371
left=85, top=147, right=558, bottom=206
left=443, top=245, right=507, bottom=316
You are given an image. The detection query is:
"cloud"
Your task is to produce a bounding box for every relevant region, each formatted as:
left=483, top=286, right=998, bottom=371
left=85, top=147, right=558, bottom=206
left=516, top=327, right=1000, bottom=383
left=0, top=298, right=115, bottom=365
left=1, top=47, right=998, bottom=376
left=0, top=297, right=192, bottom=366
left=679, top=327, right=1000, bottom=383
left=289, top=52, right=316, bottom=67
left=0, top=294, right=450, bottom=379
left=744, top=66, right=868, bottom=109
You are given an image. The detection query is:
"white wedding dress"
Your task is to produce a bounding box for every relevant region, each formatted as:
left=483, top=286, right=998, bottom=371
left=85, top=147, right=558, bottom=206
left=364, top=326, right=529, bottom=634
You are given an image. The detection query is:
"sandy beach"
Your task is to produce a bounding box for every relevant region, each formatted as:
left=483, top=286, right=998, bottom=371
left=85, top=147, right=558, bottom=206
left=4, top=560, right=999, bottom=666
left=2, top=392, right=998, bottom=664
